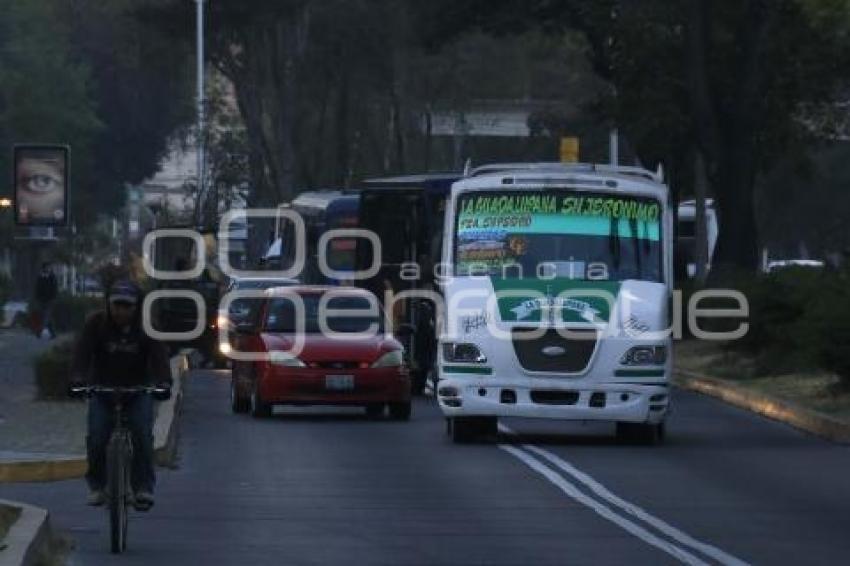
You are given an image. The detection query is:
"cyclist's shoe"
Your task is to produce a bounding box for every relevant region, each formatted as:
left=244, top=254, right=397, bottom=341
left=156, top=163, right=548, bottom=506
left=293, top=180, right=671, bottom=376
left=133, top=491, right=154, bottom=512
left=86, top=489, right=106, bottom=507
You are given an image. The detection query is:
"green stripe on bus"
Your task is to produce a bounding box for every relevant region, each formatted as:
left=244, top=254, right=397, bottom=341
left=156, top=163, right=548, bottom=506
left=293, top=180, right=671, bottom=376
left=442, top=365, right=494, bottom=375
left=614, top=369, right=666, bottom=377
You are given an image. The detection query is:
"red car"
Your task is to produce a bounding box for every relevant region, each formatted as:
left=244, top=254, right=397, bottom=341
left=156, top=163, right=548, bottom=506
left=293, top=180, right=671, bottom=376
left=230, top=286, right=412, bottom=420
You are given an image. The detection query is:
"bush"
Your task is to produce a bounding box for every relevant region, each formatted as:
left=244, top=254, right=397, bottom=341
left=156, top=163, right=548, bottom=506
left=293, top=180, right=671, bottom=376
left=34, top=339, right=75, bottom=400
left=697, top=267, right=850, bottom=382
left=811, top=274, right=850, bottom=390
left=0, top=273, right=10, bottom=310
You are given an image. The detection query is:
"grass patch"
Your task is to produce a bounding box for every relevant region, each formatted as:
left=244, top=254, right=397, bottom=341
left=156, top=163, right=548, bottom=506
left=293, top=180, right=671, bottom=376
left=676, top=340, right=850, bottom=421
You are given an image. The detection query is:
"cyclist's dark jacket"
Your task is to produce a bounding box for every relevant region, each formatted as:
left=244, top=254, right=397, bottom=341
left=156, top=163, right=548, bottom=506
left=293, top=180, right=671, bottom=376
left=71, top=311, right=172, bottom=387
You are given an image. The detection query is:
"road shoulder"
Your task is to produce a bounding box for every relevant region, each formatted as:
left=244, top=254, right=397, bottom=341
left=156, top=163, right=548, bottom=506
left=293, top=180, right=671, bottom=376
left=675, top=369, right=850, bottom=443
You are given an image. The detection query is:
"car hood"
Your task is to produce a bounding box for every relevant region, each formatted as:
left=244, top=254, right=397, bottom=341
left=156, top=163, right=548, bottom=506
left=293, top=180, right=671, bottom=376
left=261, top=333, right=401, bottom=364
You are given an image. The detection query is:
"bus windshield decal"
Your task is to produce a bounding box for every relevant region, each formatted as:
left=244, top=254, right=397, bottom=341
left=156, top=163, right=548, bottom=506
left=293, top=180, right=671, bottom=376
left=455, top=190, right=663, bottom=282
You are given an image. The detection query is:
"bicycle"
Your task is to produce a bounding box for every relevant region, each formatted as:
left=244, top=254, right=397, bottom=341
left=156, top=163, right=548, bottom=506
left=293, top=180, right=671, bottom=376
left=70, top=384, right=170, bottom=554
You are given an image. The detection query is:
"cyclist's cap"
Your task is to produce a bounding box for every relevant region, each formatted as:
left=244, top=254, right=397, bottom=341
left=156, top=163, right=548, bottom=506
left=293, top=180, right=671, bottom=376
left=108, top=280, right=139, bottom=305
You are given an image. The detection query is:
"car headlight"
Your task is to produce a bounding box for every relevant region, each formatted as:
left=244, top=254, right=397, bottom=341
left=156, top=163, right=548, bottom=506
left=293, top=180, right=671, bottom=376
left=269, top=351, right=306, bottom=367
left=372, top=350, right=404, bottom=368
left=620, top=346, right=667, bottom=366
left=219, top=342, right=232, bottom=355
left=442, top=342, right=487, bottom=364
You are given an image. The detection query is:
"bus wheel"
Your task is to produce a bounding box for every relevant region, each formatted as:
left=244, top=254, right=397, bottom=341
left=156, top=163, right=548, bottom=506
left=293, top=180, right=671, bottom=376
left=616, top=421, right=665, bottom=445
left=451, top=417, right=496, bottom=444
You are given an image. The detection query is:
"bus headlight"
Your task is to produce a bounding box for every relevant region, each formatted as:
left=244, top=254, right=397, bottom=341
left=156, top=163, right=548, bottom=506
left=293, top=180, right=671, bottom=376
left=442, top=342, right=487, bottom=364
left=620, top=346, right=667, bottom=366
left=372, top=350, right=404, bottom=368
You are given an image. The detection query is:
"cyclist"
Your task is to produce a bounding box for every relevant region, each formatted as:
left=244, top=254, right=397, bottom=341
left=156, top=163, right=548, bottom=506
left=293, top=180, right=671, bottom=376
left=71, top=280, right=172, bottom=511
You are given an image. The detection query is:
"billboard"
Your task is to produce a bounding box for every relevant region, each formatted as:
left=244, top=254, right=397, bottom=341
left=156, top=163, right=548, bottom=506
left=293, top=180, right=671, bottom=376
left=14, top=145, right=69, bottom=226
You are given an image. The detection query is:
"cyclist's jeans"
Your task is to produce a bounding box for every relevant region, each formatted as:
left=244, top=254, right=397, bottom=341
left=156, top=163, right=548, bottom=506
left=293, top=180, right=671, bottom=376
left=86, top=393, right=155, bottom=493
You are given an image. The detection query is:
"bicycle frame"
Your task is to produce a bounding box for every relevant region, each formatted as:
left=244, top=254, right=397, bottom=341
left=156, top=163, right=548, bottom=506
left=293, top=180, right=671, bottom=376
left=72, top=385, right=167, bottom=554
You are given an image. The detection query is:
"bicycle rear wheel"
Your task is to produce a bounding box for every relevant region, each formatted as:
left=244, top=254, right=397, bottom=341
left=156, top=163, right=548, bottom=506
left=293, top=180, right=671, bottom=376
left=108, top=436, right=130, bottom=553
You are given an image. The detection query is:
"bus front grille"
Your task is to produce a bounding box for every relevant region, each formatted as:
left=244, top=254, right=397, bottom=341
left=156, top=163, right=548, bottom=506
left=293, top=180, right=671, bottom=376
left=511, top=328, right=597, bottom=374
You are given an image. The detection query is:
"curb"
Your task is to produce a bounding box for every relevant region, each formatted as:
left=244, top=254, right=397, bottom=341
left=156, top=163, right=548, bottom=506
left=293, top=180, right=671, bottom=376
left=675, top=370, right=850, bottom=443
left=0, top=352, right=191, bottom=483
left=0, top=499, right=51, bottom=566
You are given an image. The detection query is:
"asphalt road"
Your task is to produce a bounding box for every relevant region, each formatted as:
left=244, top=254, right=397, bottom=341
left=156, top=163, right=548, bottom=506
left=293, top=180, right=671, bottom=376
left=3, top=369, right=850, bottom=565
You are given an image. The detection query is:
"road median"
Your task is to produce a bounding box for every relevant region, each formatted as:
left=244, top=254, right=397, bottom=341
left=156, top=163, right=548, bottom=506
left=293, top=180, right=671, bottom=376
left=0, top=498, right=51, bottom=566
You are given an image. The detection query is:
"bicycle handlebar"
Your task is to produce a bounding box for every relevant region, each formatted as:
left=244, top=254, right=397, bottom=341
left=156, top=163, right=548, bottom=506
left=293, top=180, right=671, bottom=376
left=70, top=385, right=170, bottom=396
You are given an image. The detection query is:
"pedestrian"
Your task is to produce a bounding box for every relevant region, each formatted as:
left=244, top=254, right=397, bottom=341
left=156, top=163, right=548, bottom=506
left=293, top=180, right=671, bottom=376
left=35, top=262, right=58, bottom=338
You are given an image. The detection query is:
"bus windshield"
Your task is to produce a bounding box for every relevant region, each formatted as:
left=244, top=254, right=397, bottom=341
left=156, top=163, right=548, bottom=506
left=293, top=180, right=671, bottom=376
left=454, top=190, right=663, bottom=282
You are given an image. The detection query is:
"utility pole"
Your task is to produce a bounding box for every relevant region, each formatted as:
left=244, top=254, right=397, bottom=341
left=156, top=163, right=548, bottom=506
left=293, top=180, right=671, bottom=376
left=194, top=0, right=206, bottom=227
left=609, top=128, right=619, bottom=166
left=694, top=151, right=709, bottom=283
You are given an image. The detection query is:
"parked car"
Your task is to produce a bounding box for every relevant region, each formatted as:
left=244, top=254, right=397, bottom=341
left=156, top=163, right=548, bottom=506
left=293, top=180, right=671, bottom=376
left=230, top=286, right=411, bottom=420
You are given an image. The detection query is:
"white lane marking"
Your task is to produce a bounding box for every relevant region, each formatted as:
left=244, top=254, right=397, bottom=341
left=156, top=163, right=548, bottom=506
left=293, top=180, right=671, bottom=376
left=500, top=444, right=711, bottom=566
left=499, top=424, right=750, bottom=566
left=525, top=445, right=750, bottom=566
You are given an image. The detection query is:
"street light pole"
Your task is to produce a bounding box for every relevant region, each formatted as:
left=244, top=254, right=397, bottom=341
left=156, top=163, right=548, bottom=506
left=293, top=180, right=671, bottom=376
left=194, top=0, right=206, bottom=226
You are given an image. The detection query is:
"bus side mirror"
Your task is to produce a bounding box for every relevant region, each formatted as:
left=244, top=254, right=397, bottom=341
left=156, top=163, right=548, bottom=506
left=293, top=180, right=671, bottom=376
left=394, top=323, right=415, bottom=337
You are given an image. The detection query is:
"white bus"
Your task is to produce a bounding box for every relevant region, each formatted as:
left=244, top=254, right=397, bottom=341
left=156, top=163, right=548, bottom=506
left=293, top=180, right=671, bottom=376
left=436, top=163, right=673, bottom=444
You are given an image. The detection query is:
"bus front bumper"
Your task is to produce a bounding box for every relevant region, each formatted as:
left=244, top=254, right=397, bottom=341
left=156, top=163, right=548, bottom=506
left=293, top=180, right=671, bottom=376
left=436, top=379, right=669, bottom=424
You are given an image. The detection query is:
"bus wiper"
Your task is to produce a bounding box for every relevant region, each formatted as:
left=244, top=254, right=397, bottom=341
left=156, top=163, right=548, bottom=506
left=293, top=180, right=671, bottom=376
left=608, top=217, right=621, bottom=271
left=630, top=217, right=642, bottom=279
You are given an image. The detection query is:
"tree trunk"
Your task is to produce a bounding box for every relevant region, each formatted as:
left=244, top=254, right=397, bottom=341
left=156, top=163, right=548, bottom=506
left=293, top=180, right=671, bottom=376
left=687, top=0, right=767, bottom=274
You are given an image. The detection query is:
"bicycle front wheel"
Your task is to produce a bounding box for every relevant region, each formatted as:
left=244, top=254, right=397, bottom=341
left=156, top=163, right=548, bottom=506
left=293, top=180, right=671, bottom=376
left=108, top=436, right=130, bottom=553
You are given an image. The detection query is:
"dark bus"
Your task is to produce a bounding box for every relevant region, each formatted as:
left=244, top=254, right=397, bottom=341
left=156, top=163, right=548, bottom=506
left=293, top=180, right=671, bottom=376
left=268, top=190, right=360, bottom=285
left=355, top=174, right=461, bottom=394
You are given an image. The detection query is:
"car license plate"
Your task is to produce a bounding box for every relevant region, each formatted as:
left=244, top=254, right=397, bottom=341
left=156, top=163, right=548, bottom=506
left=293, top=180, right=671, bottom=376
left=325, top=375, right=354, bottom=391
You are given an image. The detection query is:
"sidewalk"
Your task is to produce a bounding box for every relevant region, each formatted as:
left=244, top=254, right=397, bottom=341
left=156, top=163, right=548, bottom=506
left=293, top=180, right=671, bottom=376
left=0, top=329, right=86, bottom=461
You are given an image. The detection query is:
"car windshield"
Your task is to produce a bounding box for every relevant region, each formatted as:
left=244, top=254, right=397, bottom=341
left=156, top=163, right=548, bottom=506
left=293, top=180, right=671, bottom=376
left=229, top=279, right=296, bottom=318
left=454, top=190, right=663, bottom=282
left=264, top=294, right=383, bottom=333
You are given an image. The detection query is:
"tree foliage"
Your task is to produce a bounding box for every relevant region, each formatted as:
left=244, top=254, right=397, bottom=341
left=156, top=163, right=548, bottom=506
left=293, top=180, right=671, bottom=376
left=0, top=0, right=194, bottom=227
left=422, top=0, right=850, bottom=271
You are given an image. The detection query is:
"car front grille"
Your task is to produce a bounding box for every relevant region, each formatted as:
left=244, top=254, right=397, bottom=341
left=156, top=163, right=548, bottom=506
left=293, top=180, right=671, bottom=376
left=309, top=361, right=362, bottom=369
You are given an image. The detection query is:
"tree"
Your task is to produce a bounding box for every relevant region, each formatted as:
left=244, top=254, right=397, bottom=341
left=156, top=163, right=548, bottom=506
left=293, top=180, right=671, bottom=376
left=422, top=0, right=850, bottom=272
left=0, top=0, right=195, bottom=226
left=0, top=0, right=101, bottom=222
left=67, top=0, right=194, bottom=221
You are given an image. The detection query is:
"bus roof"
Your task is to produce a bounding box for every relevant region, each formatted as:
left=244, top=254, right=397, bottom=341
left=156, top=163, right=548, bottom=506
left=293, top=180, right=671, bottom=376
left=290, top=191, right=359, bottom=216
left=361, top=173, right=461, bottom=194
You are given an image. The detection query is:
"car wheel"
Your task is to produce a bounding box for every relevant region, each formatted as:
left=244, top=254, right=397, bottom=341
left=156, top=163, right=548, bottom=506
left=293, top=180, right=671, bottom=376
left=250, top=375, right=272, bottom=418
left=365, top=404, right=385, bottom=419
left=616, top=421, right=665, bottom=445
left=388, top=402, right=411, bottom=421
left=230, top=378, right=249, bottom=414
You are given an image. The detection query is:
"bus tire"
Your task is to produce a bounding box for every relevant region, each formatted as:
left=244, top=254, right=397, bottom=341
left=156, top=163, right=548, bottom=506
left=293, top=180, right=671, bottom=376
left=451, top=417, right=496, bottom=444
left=616, top=421, right=665, bottom=445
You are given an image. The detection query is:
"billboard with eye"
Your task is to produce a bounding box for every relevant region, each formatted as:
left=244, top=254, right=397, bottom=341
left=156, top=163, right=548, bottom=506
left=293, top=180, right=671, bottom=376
left=14, top=144, right=69, bottom=226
